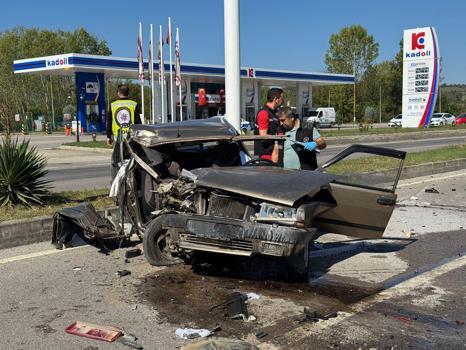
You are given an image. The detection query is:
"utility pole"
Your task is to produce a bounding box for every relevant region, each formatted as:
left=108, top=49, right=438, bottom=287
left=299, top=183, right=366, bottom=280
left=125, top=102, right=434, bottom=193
left=50, top=76, right=56, bottom=129
left=379, top=85, right=382, bottom=123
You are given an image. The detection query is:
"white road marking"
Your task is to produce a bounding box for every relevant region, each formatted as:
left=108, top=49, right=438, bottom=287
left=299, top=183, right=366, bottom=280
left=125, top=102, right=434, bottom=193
left=397, top=171, right=466, bottom=188
left=257, top=254, right=466, bottom=348
left=0, top=245, right=87, bottom=265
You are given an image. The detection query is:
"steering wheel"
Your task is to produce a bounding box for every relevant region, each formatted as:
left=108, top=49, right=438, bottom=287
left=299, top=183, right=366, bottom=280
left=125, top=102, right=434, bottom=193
left=243, top=158, right=277, bottom=166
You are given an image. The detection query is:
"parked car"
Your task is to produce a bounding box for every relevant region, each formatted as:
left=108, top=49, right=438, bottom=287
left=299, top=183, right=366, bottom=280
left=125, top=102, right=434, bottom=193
left=455, top=113, right=466, bottom=125
left=429, top=113, right=456, bottom=126
left=115, top=117, right=406, bottom=278
left=388, top=114, right=402, bottom=127
left=306, top=107, right=336, bottom=128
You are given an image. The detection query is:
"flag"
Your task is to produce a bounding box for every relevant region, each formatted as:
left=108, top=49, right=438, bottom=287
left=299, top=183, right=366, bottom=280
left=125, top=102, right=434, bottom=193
left=175, top=28, right=181, bottom=87
left=158, top=26, right=164, bottom=85
left=137, top=23, right=144, bottom=82
left=148, top=32, right=153, bottom=80
left=166, top=18, right=171, bottom=45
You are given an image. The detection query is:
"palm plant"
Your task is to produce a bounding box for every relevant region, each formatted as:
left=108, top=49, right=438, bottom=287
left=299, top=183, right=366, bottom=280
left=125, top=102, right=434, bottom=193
left=0, top=137, right=50, bottom=206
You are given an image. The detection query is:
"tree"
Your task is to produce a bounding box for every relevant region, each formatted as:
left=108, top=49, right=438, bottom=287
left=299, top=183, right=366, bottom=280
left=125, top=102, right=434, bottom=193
left=0, top=27, right=111, bottom=135
left=324, top=25, right=379, bottom=122
left=325, top=25, right=379, bottom=81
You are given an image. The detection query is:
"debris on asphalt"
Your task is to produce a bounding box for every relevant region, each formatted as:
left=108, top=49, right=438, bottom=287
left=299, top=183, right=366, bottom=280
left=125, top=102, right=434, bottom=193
left=125, top=248, right=142, bottom=259
left=456, top=320, right=464, bottom=325
left=210, top=292, right=251, bottom=321
left=425, top=187, right=439, bottom=194
left=72, top=266, right=82, bottom=271
left=246, top=292, right=260, bottom=301
left=396, top=316, right=412, bottom=323
left=65, top=321, right=122, bottom=342
left=299, top=308, right=338, bottom=323
left=410, top=196, right=418, bottom=200
left=255, top=331, right=268, bottom=339
left=180, top=337, right=259, bottom=350
left=117, top=270, right=132, bottom=277
left=452, top=188, right=457, bottom=191
left=175, top=327, right=212, bottom=339
left=117, top=333, right=144, bottom=349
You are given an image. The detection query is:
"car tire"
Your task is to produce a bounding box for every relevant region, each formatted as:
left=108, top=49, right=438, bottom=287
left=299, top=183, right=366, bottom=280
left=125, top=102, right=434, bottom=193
left=329, top=122, right=335, bottom=128
left=452, top=121, right=456, bottom=126
left=440, top=122, right=444, bottom=126
left=286, top=249, right=308, bottom=281
left=143, top=216, right=182, bottom=266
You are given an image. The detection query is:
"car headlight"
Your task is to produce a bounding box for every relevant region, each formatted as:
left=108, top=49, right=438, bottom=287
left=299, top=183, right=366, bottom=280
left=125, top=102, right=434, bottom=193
left=256, top=203, right=305, bottom=227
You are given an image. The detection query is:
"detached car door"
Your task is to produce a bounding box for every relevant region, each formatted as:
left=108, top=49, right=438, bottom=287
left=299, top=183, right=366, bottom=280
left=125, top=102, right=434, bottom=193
left=315, top=144, right=406, bottom=239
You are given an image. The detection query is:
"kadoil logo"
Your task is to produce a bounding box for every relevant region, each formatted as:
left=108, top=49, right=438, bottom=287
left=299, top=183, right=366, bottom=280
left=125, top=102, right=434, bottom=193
left=405, top=31, right=431, bottom=58
left=46, top=57, right=69, bottom=67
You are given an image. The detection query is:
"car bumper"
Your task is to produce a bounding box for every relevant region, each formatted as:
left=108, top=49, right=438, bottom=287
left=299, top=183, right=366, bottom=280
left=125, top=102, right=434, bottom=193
left=160, top=213, right=316, bottom=257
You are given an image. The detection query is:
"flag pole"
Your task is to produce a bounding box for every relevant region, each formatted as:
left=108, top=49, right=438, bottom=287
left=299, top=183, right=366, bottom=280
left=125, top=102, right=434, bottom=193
left=139, top=22, right=145, bottom=124
left=168, top=17, right=174, bottom=122
left=159, top=25, right=165, bottom=123
left=176, top=27, right=183, bottom=121
left=150, top=24, right=155, bottom=124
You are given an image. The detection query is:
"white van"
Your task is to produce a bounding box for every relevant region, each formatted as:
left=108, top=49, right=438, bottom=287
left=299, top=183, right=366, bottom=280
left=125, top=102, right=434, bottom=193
left=306, top=107, right=336, bottom=128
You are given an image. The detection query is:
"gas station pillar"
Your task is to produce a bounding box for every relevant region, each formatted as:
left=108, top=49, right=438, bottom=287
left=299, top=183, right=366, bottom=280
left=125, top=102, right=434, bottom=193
left=296, top=83, right=313, bottom=119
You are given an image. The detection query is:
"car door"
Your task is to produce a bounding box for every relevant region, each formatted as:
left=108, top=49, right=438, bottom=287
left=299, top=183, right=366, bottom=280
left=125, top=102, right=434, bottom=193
left=315, top=144, right=406, bottom=239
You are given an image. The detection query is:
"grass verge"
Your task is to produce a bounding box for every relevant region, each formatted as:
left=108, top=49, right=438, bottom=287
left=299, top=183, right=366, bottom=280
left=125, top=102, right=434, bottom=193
left=320, top=124, right=466, bottom=137
left=62, top=141, right=110, bottom=149
left=0, top=188, right=114, bottom=223
left=327, top=143, right=466, bottom=174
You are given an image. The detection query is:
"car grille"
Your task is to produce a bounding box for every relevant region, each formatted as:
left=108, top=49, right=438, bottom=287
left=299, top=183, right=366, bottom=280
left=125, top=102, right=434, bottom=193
left=207, top=192, right=247, bottom=220
left=180, top=234, right=253, bottom=255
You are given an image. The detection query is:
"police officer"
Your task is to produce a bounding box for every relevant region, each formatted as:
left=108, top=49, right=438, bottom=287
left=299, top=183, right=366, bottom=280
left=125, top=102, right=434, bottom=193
left=254, top=87, right=284, bottom=160
left=275, top=106, right=326, bottom=170
left=106, top=84, right=141, bottom=179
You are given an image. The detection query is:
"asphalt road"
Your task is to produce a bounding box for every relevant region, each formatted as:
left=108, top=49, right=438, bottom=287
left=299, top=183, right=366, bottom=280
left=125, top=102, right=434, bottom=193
left=1, top=170, right=465, bottom=349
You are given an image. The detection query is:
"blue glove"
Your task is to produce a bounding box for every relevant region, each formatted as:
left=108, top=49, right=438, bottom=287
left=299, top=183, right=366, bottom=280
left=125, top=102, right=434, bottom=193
left=302, top=141, right=317, bottom=151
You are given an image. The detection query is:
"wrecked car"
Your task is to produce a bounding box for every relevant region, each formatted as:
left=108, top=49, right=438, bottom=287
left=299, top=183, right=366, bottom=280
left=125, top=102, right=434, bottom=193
left=112, top=117, right=406, bottom=277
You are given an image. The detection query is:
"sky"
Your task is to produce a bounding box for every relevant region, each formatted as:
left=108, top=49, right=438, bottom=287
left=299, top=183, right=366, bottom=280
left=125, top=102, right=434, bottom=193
left=1, top=0, right=465, bottom=84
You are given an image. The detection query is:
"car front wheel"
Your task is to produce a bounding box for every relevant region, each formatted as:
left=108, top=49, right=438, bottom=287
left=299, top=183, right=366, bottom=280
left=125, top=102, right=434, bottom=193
left=143, top=217, right=182, bottom=266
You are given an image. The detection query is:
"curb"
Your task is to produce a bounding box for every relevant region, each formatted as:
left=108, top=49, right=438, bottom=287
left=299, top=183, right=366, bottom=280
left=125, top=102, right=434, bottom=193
left=326, top=129, right=466, bottom=145
left=58, top=145, right=113, bottom=154
left=0, top=207, right=118, bottom=250
left=1, top=159, right=465, bottom=250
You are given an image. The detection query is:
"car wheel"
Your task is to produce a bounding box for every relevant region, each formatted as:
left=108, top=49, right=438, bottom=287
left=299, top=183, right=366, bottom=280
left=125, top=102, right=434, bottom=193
left=452, top=121, right=456, bottom=126
left=143, top=216, right=182, bottom=266
left=329, top=122, right=335, bottom=128
left=440, top=122, right=444, bottom=126
left=286, top=249, right=308, bottom=281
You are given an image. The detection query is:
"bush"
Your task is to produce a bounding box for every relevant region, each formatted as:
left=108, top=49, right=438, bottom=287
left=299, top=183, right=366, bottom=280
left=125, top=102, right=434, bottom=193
left=0, top=137, right=50, bottom=207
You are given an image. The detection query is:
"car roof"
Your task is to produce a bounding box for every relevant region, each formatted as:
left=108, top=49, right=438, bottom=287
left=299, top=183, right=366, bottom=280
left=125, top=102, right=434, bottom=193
left=130, top=117, right=239, bottom=146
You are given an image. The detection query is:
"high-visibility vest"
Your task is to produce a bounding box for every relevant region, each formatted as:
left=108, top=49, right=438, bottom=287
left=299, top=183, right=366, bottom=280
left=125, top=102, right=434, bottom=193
left=111, top=99, right=137, bottom=139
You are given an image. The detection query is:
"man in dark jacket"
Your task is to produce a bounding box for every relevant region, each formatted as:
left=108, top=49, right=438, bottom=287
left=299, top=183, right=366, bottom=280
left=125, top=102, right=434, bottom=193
left=275, top=106, right=326, bottom=170
left=254, top=87, right=284, bottom=160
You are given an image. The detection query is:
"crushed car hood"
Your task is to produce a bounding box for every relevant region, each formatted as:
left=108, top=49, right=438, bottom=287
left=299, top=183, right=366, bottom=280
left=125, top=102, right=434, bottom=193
left=191, top=167, right=337, bottom=207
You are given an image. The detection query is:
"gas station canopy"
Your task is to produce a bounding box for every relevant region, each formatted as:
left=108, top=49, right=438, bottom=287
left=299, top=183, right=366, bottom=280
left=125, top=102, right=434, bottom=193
left=13, top=53, right=354, bottom=132
left=13, top=53, right=354, bottom=86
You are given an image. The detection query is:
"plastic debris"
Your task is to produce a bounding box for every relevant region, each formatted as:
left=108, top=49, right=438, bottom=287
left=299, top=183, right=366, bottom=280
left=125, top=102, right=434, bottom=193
left=246, top=292, right=260, bottom=301
left=117, top=270, right=131, bottom=277
left=425, top=188, right=439, bottom=194
left=125, top=248, right=142, bottom=259
left=72, top=266, right=82, bottom=271
left=255, top=331, right=268, bottom=339
left=175, top=328, right=211, bottom=339
left=65, top=321, right=122, bottom=342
